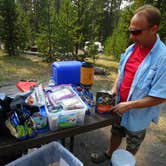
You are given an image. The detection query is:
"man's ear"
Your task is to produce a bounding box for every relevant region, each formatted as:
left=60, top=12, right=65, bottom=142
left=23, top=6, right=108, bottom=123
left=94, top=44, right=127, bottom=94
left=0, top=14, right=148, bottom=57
left=152, top=24, right=159, bottom=33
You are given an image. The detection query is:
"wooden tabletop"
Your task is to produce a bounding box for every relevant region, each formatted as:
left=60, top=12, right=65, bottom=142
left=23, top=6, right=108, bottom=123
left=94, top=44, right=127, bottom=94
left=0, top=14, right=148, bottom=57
left=0, top=112, right=120, bottom=156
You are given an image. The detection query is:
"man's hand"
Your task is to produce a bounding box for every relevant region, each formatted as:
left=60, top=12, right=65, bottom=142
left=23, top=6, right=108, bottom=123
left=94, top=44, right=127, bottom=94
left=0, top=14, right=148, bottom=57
left=111, top=102, right=130, bottom=116
left=110, top=96, right=166, bottom=116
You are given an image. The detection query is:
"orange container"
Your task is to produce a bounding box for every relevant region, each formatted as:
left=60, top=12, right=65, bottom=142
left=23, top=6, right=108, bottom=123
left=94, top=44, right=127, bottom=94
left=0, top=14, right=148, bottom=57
left=97, top=104, right=113, bottom=113
left=80, top=62, right=94, bottom=87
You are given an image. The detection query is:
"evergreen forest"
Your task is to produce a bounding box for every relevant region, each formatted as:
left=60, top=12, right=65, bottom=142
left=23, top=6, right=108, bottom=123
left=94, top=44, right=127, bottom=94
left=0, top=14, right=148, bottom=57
left=0, top=0, right=166, bottom=62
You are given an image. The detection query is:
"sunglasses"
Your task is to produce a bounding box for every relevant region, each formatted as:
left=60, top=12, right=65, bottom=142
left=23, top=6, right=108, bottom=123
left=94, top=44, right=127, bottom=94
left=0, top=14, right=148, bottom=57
left=129, top=29, right=145, bottom=35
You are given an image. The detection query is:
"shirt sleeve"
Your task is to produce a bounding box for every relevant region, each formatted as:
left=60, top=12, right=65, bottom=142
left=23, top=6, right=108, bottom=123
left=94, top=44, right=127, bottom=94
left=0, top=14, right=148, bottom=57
left=118, top=53, right=125, bottom=73
left=148, top=63, right=166, bottom=99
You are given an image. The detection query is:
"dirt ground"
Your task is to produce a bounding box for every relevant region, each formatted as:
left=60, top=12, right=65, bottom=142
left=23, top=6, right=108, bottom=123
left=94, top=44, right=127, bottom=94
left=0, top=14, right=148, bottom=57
left=73, top=124, right=166, bottom=166
left=0, top=85, right=166, bottom=166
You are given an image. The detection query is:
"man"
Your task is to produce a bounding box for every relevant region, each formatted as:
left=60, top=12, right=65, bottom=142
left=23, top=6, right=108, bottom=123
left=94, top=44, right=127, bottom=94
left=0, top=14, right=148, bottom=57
left=91, top=4, right=166, bottom=163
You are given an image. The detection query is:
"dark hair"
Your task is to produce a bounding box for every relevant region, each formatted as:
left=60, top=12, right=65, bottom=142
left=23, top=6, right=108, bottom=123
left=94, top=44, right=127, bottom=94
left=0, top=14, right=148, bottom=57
left=135, top=5, right=161, bottom=26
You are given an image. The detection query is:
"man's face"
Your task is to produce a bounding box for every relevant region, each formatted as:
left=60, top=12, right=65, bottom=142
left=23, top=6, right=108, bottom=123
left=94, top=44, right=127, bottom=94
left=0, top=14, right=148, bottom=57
left=129, top=14, right=156, bottom=47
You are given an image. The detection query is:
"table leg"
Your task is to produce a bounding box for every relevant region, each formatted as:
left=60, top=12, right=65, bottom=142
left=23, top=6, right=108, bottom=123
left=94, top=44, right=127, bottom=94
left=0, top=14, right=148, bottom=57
left=69, top=136, right=74, bottom=152
left=61, top=138, right=66, bottom=146
left=0, top=152, right=22, bottom=165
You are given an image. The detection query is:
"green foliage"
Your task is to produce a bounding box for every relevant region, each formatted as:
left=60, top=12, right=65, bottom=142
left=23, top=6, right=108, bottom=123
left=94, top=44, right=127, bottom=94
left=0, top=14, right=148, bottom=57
left=159, top=16, right=166, bottom=43
left=84, top=41, right=99, bottom=63
left=32, top=0, right=49, bottom=33
left=15, top=4, right=31, bottom=50
left=0, top=0, right=18, bottom=56
left=37, top=0, right=79, bottom=61
left=1, top=0, right=166, bottom=59
left=36, top=0, right=105, bottom=62
left=36, top=33, right=54, bottom=61
left=101, top=0, right=123, bottom=39
left=104, top=36, right=113, bottom=55
left=152, top=0, right=166, bottom=43
left=104, top=7, right=132, bottom=60
left=0, top=0, right=31, bottom=56
left=53, top=0, right=78, bottom=59
left=36, top=0, right=56, bottom=62
left=132, top=0, right=144, bottom=10
left=104, top=0, right=166, bottom=60
left=0, top=16, right=3, bottom=41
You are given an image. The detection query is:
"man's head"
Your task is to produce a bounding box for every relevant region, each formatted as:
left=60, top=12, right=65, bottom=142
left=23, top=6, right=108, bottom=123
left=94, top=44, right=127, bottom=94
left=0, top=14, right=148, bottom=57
left=129, top=5, right=161, bottom=47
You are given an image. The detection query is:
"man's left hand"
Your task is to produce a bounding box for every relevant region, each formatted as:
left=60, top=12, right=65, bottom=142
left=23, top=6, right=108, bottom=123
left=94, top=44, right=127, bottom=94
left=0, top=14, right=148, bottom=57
left=110, top=102, right=130, bottom=116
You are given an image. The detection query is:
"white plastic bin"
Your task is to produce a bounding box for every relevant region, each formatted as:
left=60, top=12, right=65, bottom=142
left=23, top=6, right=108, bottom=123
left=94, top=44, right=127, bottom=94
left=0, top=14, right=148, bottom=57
left=111, top=149, right=136, bottom=166
left=6, top=141, right=84, bottom=166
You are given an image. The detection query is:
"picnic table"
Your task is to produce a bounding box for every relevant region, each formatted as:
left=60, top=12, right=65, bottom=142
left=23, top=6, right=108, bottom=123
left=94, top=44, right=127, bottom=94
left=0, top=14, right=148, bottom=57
left=0, top=112, right=120, bottom=155
left=0, top=85, right=120, bottom=164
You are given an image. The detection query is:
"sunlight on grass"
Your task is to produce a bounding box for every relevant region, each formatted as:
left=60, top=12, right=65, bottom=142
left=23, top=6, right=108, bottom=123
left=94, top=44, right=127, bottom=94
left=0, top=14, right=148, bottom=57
left=95, top=58, right=119, bottom=68
left=91, top=55, right=119, bottom=93
left=95, top=55, right=119, bottom=80
left=0, top=51, right=50, bottom=86
left=150, top=110, right=166, bottom=143
left=158, top=116, right=166, bottom=130
left=157, top=135, right=166, bottom=144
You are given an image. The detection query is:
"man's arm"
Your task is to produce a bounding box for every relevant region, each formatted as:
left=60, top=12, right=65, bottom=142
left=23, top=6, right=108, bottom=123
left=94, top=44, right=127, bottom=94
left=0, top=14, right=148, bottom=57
left=111, top=96, right=166, bottom=115
left=111, top=73, right=120, bottom=95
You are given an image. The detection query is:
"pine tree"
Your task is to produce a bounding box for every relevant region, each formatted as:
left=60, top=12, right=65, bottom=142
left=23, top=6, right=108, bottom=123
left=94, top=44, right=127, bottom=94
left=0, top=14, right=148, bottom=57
left=0, top=0, right=31, bottom=56
left=1, top=0, right=18, bottom=56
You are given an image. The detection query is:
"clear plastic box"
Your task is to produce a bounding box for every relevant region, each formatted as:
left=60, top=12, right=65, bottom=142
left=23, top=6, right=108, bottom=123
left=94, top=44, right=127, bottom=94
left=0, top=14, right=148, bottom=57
left=47, top=103, right=86, bottom=129
left=47, top=112, right=59, bottom=131
left=46, top=86, right=87, bottom=129
left=6, top=141, right=84, bottom=166
left=58, top=108, right=86, bottom=128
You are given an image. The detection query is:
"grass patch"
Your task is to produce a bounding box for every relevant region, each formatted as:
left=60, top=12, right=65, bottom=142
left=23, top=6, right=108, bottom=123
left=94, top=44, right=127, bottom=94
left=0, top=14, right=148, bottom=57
left=85, top=54, right=119, bottom=93
left=157, top=135, right=166, bottom=144
left=0, top=51, right=119, bottom=90
left=0, top=50, right=50, bottom=86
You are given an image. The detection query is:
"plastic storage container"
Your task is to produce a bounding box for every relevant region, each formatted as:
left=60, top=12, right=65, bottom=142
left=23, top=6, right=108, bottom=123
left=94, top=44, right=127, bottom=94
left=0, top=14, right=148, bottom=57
left=47, top=112, right=59, bottom=131
left=51, top=61, right=82, bottom=85
left=46, top=98, right=87, bottom=129
left=58, top=108, right=86, bottom=128
left=46, top=86, right=87, bottom=129
left=6, top=141, right=84, bottom=166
